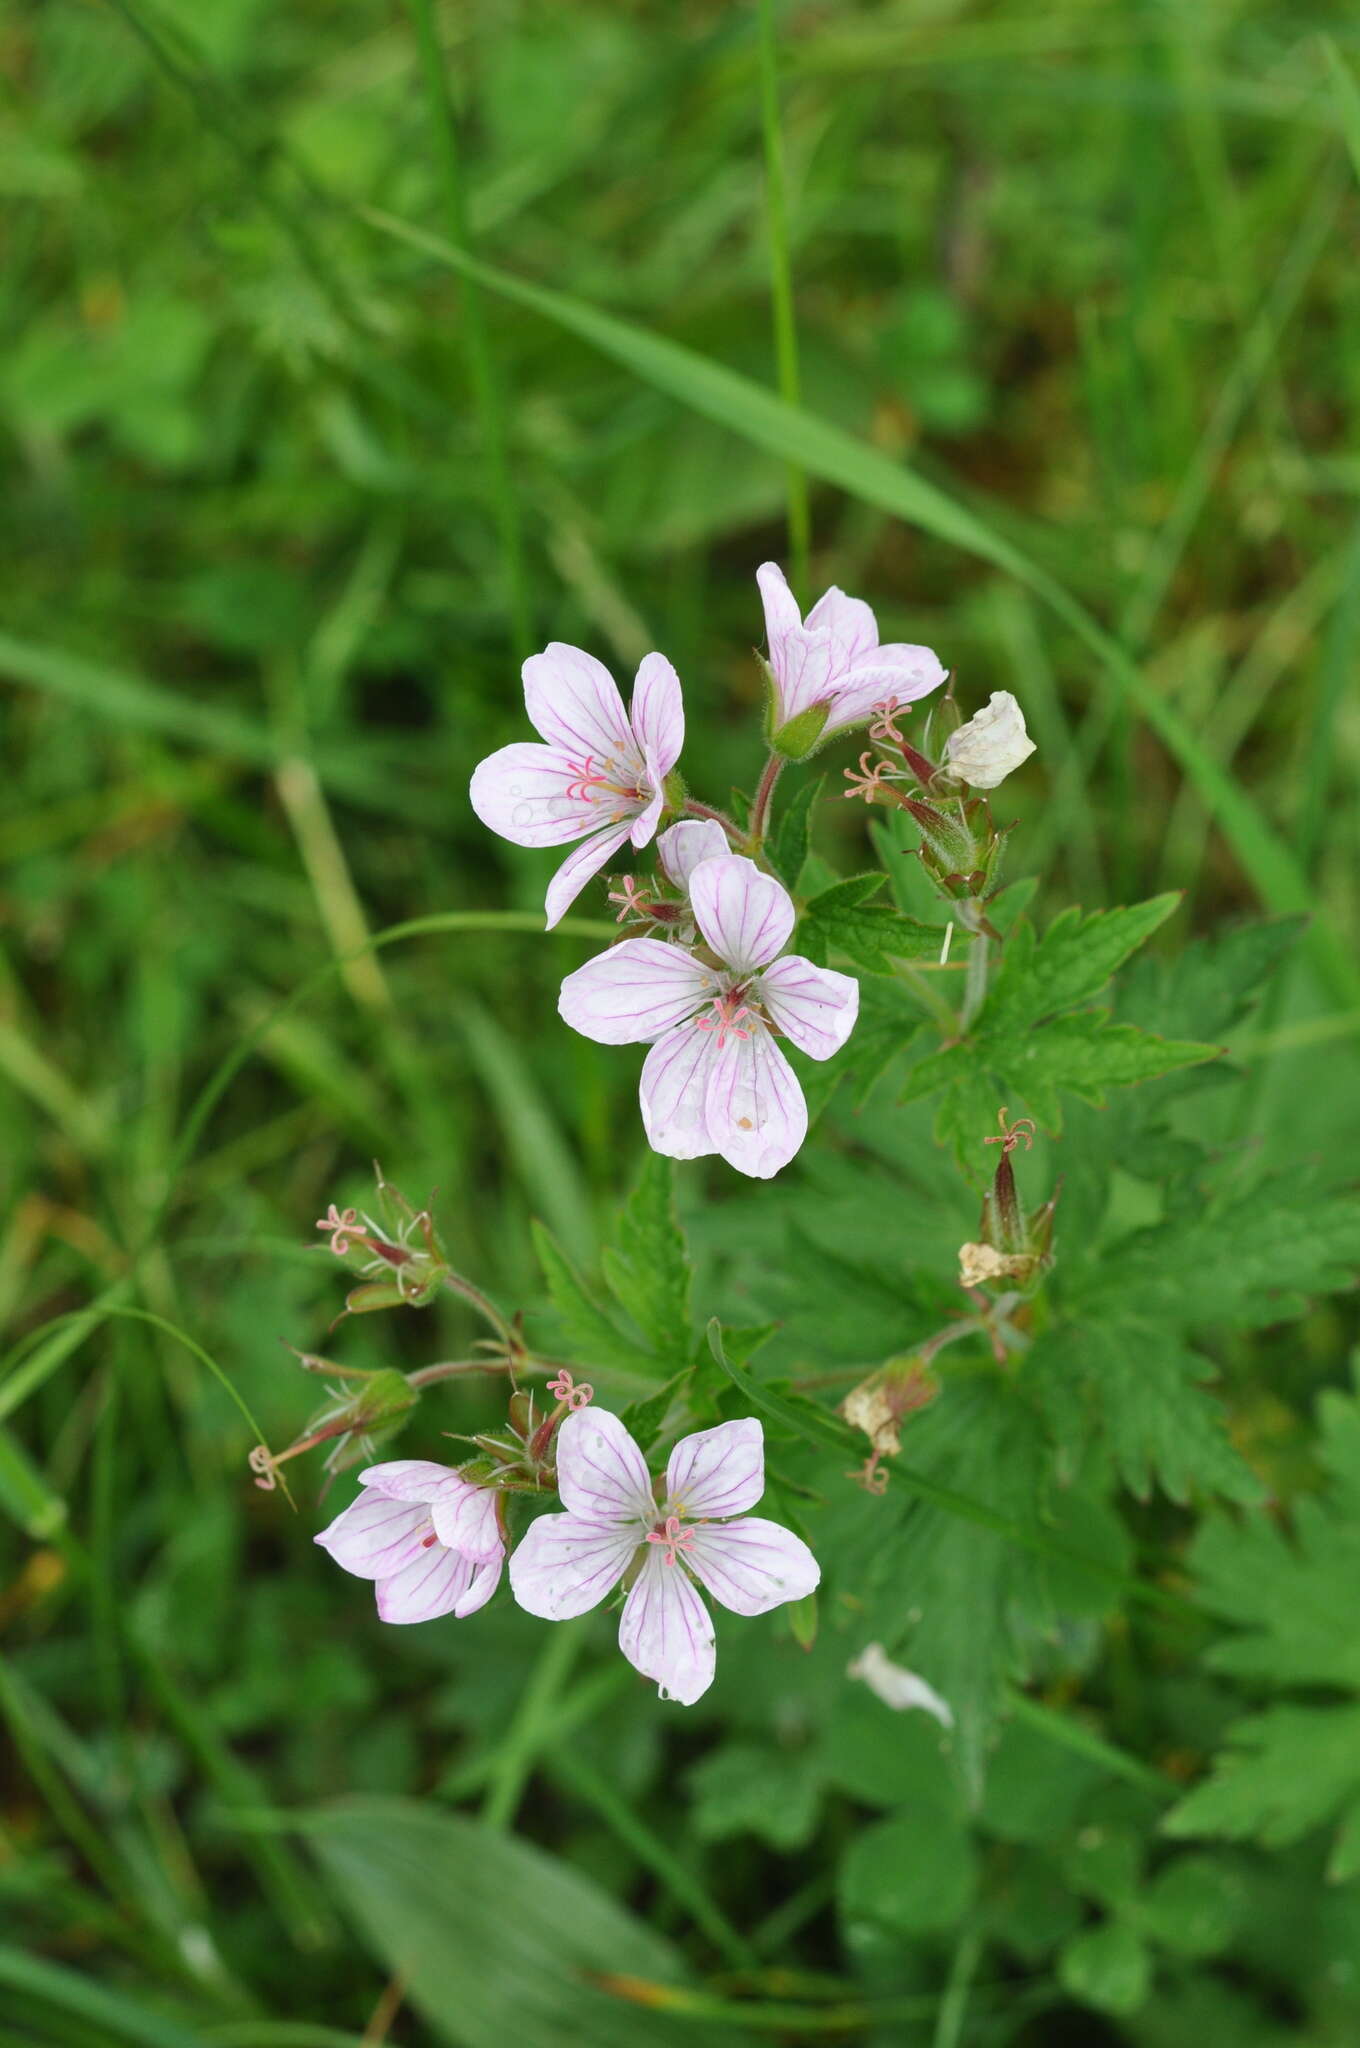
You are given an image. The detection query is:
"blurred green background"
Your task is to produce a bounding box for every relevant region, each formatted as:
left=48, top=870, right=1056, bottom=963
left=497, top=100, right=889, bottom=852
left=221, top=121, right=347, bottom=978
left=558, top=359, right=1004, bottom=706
left=3, top=0, right=1360, bottom=2042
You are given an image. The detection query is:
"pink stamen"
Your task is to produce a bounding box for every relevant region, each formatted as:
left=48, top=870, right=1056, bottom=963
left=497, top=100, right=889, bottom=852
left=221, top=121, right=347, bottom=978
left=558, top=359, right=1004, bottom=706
left=983, top=1107, right=1037, bottom=1157
left=694, top=992, right=755, bottom=1048
left=645, top=1514, right=696, bottom=1566
left=606, top=876, right=650, bottom=923
left=316, top=1204, right=359, bottom=1257
left=420, top=1530, right=440, bottom=1549
left=868, top=699, right=906, bottom=745
left=547, top=1370, right=593, bottom=1410
left=564, top=754, right=647, bottom=807
left=842, top=751, right=892, bottom=804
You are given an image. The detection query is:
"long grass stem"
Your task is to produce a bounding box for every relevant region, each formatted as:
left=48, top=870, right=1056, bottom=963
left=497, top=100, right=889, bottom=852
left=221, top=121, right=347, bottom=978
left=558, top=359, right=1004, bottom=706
left=757, top=0, right=810, bottom=597
left=405, top=0, right=532, bottom=659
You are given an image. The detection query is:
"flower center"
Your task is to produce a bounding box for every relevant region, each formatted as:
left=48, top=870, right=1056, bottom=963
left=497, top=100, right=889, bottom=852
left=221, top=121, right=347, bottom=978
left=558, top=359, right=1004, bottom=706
left=563, top=753, right=648, bottom=816
left=645, top=1513, right=695, bottom=1567
left=695, top=986, right=757, bottom=1047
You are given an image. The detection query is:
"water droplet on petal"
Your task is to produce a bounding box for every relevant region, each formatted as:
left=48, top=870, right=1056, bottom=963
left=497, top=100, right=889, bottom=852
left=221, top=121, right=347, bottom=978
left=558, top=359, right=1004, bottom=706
left=507, top=781, right=523, bottom=797
left=512, top=802, right=534, bottom=827
left=547, top=796, right=574, bottom=819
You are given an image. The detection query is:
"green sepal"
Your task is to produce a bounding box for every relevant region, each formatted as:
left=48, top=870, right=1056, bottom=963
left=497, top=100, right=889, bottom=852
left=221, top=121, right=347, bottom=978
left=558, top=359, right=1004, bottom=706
left=770, top=703, right=831, bottom=761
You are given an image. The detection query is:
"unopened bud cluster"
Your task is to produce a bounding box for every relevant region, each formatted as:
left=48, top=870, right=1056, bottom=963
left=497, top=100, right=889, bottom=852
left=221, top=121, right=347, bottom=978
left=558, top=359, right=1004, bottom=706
left=843, top=690, right=1033, bottom=917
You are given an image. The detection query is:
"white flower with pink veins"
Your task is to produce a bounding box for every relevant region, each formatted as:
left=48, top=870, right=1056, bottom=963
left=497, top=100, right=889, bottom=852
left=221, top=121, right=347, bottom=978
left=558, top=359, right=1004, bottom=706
left=558, top=853, right=859, bottom=1179
left=509, top=1409, right=819, bottom=1704
left=314, top=1460, right=503, bottom=1624
left=757, top=561, right=946, bottom=740
left=469, top=642, right=685, bottom=928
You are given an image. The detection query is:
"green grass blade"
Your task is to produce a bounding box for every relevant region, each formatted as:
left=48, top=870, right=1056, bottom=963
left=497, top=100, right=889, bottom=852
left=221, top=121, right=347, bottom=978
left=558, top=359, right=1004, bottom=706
left=404, top=0, right=532, bottom=657
left=0, top=1949, right=205, bottom=2048
left=757, top=0, right=810, bottom=595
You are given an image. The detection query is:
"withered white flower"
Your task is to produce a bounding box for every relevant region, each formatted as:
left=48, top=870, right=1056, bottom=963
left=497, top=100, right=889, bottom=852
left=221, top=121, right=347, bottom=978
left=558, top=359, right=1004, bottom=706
left=848, top=1643, right=954, bottom=1728
left=942, top=691, right=1035, bottom=791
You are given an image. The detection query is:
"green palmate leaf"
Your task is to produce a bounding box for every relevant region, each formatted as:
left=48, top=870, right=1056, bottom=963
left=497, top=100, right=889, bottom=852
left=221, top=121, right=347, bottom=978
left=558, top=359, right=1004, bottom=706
left=1029, top=1323, right=1263, bottom=1506
left=706, top=1319, right=859, bottom=1455
left=600, top=1153, right=692, bottom=1370
left=1187, top=1380, right=1360, bottom=1691
left=860, top=1378, right=1134, bottom=1800
left=995, top=1014, right=1218, bottom=1124
left=899, top=897, right=1220, bottom=1161
left=295, top=1798, right=743, bottom=2048
left=1058, top=1919, right=1151, bottom=2018
left=769, top=771, right=823, bottom=890
left=798, top=872, right=940, bottom=972
left=1077, top=1182, right=1360, bottom=1332
left=1164, top=1704, right=1360, bottom=1867
left=982, top=896, right=1184, bottom=1033
left=687, top=1742, right=822, bottom=1851
left=530, top=1222, right=662, bottom=1380
left=1116, top=915, right=1307, bottom=1047
left=619, top=1368, right=692, bottom=1455
left=838, top=975, right=927, bottom=1105
left=1164, top=1371, right=1360, bottom=1873
left=905, top=1014, right=1218, bottom=1159
left=839, top=1805, right=977, bottom=1935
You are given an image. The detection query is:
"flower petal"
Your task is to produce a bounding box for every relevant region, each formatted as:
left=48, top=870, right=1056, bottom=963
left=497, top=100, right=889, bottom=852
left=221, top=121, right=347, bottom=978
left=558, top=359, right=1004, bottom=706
left=508, top=1511, right=638, bottom=1620
left=665, top=1417, right=764, bottom=1520
left=358, top=1460, right=465, bottom=1503
left=468, top=742, right=600, bottom=848
left=544, top=820, right=636, bottom=931
left=430, top=1480, right=503, bottom=1562
left=684, top=1515, right=820, bottom=1616
left=629, top=652, right=684, bottom=778
left=315, top=1492, right=432, bottom=1580
left=804, top=585, right=879, bottom=671
left=453, top=1550, right=504, bottom=1619
left=619, top=1546, right=716, bottom=1704
left=522, top=643, right=634, bottom=764
left=555, top=1407, right=654, bottom=1524
left=689, top=855, right=795, bottom=974
left=756, top=560, right=804, bottom=641
left=768, top=630, right=836, bottom=723
left=657, top=819, right=729, bottom=891
left=704, top=1025, right=807, bottom=1179
left=823, top=643, right=947, bottom=734
left=375, top=1544, right=482, bottom=1625
left=639, top=1023, right=719, bottom=1160
left=628, top=745, right=666, bottom=850
left=758, top=955, right=860, bottom=1061
left=558, top=938, right=716, bottom=1045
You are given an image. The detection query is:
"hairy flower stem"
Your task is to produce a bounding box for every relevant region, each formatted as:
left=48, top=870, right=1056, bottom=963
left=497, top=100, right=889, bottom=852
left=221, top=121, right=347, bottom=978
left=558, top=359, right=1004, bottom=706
left=406, top=1358, right=516, bottom=1388
left=683, top=797, right=744, bottom=839
left=439, top=1273, right=515, bottom=1348
left=748, top=753, right=785, bottom=847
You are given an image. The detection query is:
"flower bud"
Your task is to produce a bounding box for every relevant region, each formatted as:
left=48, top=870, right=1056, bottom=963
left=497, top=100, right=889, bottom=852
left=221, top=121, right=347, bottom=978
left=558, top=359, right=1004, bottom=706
left=942, top=691, right=1035, bottom=791
left=315, top=1168, right=452, bottom=1317
left=250, top=1358, right=419, bottom=1491
left=899, top=796, right=982, bottom=883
